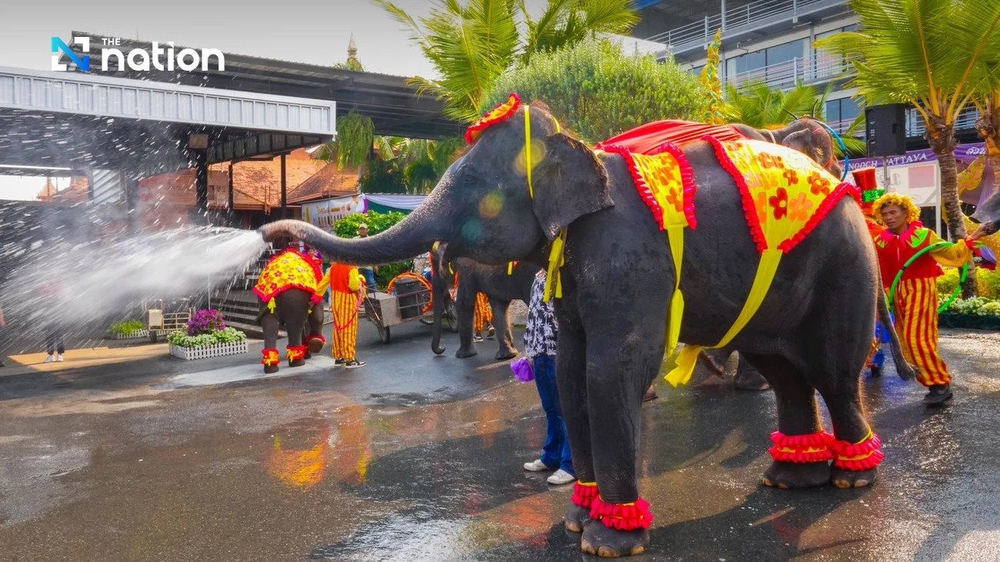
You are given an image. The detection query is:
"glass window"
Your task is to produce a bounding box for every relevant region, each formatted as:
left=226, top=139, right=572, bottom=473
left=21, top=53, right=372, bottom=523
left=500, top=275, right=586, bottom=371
left=840, top=97, right=861, bottom=121
left=825, top=100, right=841, bottom=123
left=690, top=64, right=706, bottom=76
left=766, top=39, right=805, bottom=65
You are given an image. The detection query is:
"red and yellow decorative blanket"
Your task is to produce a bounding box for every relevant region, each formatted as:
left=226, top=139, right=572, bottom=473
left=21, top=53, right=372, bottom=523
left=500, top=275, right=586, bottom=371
left=253, top=249, right=324, bottom=305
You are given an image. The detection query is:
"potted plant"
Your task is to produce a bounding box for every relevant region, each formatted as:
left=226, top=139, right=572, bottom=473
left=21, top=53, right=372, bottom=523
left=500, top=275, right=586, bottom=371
left=108, top=319, right=148, bottom=340
left=168, top=309, right=248, bottom=360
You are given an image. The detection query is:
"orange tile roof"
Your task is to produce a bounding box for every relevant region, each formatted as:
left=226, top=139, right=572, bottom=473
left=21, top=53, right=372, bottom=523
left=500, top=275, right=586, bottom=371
left=287, top=164, right=360, bottom=204
left=37, top=176, right=89, bottom=203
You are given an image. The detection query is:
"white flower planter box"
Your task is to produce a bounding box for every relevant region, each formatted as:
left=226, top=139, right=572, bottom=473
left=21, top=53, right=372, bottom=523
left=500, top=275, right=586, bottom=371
left=110, top=329, right=149, bottom=340
left=170, top=340, right=248, bottom=360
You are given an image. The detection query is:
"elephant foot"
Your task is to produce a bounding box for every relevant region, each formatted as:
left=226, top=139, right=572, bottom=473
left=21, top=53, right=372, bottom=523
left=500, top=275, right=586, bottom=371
left=735, top=364, right=770, bottom=391
left=455, top=348, right=478, bottom=359
left=564, top=504, right=593, bottom=533
left=831, top=466, right=877, bottom=489
left=289, top=359, right=306, bottom=367
left=495, top=349, right=517, bottom=361
left=761, top=461, right=830, bottom=489
left=580, top=522, right=649, bottom=558
left=308, top=338, right=325, bottom=354
left=304, top=351, right=313, bottom=360
left=264, top=365, right=279, bottom=375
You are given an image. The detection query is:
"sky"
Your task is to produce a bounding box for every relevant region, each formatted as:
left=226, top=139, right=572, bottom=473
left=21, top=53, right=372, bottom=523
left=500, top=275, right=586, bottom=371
left=0, top=0, right=452, bottom=200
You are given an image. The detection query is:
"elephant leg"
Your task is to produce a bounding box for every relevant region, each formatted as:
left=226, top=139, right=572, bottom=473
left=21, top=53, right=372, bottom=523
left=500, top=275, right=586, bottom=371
left=734, top=353, right=771, bottom=391
left=743, top=353, right=829, bottom=489
left=491, top=300, right=516, bottom=360
left=556, top=313, right=595, bottom=534
left=306, top=302, right=326, bottom=355
left=281, top=291, right=309, bottom=367
left=261, top=313, right=280, bottom=374
left=579, top=333, right=659, bottom=557
left=454, top=284, right=477, bottom=358
left=820, top=381, right=881, bottom=489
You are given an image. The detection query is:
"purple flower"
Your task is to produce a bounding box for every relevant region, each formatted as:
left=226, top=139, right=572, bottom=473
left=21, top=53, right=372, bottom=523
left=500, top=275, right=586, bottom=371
left=187, top=309, right=226, bottom=336
left=510, top=357, right=534, bottom=382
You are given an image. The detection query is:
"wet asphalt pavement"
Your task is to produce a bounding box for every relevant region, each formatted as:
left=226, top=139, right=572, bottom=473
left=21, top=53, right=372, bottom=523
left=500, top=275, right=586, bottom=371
left=1, top=322, right=1000, bottom=562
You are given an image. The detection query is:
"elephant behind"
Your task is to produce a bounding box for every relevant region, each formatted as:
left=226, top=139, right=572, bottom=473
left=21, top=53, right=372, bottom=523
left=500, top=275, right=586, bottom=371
left=428, top=243, right=539, bottom=360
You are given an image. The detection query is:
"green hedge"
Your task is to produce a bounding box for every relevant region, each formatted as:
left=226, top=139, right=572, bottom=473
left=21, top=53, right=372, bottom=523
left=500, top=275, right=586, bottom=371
left=333, top=210, right=413, bottom=289
left=167, top=327, right=247, bottom=348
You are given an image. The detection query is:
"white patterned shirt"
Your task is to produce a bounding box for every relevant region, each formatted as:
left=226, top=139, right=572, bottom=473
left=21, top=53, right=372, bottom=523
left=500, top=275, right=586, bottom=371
left=524, top=271, right=558, bottom=358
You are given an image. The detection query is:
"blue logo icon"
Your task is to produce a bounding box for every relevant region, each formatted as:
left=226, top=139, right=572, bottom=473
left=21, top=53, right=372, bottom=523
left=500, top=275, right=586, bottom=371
left=51, top=37, right=90, bottom=72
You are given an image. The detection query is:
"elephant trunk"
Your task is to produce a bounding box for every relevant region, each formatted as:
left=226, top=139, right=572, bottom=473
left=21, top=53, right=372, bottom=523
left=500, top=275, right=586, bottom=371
left=878, top=284, right=916, bottom=381
left=259, top=196, right=453, bottom=266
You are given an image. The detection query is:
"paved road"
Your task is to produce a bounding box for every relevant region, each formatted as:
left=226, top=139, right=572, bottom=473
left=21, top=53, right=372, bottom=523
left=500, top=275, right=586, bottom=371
left=1, top=324, right=999, bottom=561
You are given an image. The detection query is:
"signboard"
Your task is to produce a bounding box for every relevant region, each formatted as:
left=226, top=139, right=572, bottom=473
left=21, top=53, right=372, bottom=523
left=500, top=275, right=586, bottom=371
left=302, top=195, right=365, bottom=231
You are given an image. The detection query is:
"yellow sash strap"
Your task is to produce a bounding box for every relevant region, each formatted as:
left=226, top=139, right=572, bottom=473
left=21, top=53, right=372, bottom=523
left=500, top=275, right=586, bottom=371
left=665, top=224, right=686, bottom=356
left=508, top=262, right=514, bottom=275
left=544, top=229, right=567, bottom=302
left=267, top=298, right=277, bottom=313
left=665, top=248, right=782, bottom=386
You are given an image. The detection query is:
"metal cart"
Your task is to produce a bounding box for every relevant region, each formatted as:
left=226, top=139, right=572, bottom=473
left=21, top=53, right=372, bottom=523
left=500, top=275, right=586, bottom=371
left=145, top=298, right=194, bottom=343
left=363, top=279, right=456, bottom=343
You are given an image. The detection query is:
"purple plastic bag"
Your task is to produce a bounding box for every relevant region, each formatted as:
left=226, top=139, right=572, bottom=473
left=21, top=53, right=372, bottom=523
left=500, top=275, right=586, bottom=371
left=511, top=357, right=534, bottom=382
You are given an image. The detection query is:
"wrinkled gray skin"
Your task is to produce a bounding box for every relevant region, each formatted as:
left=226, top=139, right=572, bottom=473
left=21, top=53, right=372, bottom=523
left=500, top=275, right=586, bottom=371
left=259, top=289, right=325, bottom=373
left=261, top=103, right=918, bottom=557
left=429, top=243, right=540, bottom=360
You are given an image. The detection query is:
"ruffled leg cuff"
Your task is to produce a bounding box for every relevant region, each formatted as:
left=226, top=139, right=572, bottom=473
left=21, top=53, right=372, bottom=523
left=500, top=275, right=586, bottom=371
left=768, top=430, right=835, bottom=463
left=262, top=348, right=280, bottom=367
left=830, top=431, right=884, bottom=472
left=590, top=495, right=654, bottom=531
left=572, top=481, right=599, bottom=509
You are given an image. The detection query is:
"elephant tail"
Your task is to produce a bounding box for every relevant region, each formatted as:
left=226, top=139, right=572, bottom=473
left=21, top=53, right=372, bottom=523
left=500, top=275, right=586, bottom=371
left=877, top=283, right=916, bottom=381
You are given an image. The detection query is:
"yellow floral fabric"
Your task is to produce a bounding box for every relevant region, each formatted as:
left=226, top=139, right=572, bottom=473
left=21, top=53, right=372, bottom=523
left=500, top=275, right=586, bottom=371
left=253, top=250, right=322, bottom=303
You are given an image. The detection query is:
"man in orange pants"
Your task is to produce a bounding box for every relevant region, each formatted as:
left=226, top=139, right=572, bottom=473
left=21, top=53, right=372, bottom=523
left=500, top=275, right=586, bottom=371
left=473, top=293, right=494, bottom=343
left=318, top=262, right=366, bottom=369
left=872, top=193, right=977, bottom=405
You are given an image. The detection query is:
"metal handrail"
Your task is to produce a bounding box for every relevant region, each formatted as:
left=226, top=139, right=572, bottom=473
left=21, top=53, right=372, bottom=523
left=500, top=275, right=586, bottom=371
left=724, top=56, right=853, bottom=90
left=647, top=0, right=848, bottom=49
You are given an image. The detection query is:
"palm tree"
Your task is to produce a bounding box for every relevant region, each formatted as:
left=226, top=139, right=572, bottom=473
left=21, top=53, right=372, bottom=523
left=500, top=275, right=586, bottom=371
left=817, top=0, right=1000, bottom=257
left=374, top=0, right=638, bottom=122
left=973, top=90, right=1000, bottom=194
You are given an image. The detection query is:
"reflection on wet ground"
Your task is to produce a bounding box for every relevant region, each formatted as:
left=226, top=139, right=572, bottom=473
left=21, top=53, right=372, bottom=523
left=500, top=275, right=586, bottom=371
left=1, top=326, right=999, bottom=561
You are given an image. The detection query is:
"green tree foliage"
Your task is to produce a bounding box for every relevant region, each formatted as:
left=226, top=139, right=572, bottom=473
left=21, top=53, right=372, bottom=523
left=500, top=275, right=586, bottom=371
left=314, top=110, right=375, bottom=169
left=376, top=0, right=638, bottom=123
left=334, top=211, right=413, bottom=287
left=482, top=40, right=706, bottom=144
left=358, top=158, right=408, bottom=194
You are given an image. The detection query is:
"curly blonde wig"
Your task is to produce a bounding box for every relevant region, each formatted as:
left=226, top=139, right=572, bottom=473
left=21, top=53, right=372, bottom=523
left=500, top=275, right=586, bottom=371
left=872, top=193, right=921, bottom=226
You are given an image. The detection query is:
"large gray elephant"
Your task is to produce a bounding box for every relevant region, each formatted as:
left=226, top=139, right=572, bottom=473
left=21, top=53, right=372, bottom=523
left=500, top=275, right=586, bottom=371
left=429, top=242, right=540, bottom=360
left=261, top=100, right=936, bottom=557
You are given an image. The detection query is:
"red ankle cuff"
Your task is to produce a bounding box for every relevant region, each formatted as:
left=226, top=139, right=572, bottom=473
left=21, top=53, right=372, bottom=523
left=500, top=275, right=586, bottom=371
left=769, top=430, right=835, bottom=463
left=830, top=432, right=884, bottom=471
left=572, top=481, right=599, bottom=508
left=262, top=348, right=280, bottom=366
left=286, top=345, right=308, bottom=362
left=590, top=496, right=654, bottom=531
left=307, top=334, right=327, bottom=345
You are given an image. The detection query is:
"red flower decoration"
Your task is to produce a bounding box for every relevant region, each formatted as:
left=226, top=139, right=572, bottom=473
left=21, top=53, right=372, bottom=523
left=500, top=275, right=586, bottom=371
left=770, top=187, right=789, bottom=220
left=808, top=172, right=831, bottom=196
left=465, top=93, right=521, bottom=144
left=783, top=169, right=799, bottom=185
left=788, top=192, right=813, bottom=222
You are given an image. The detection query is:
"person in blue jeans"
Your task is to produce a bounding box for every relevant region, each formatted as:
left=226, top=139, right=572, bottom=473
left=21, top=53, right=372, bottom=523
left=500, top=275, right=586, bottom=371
left=522, top=270, right=575, bottom=485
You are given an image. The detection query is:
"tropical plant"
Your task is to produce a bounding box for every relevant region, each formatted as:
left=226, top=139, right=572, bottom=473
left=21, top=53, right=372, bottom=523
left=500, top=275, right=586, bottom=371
left=482, top=39, right=705, bottom=144
left=817, top=0, right=1000, bottom=256
left=314, top=110, right=376, bottom=169
left=938, top=266, right=1000, bottom=299
left=938, top=296, right=1000, bottom=317
left=375, top=0, right=639, bottom=123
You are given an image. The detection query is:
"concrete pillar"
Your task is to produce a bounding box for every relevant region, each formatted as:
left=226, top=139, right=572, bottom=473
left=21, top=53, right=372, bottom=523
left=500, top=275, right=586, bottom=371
left=280, top=153, right=288, bottom=219
left=227, top=161, right=235, bottom=225
left=195, top=150, right=209, bottom=216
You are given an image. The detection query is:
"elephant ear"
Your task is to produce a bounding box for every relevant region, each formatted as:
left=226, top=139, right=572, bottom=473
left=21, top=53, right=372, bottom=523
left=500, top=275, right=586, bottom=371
left=531, top=132, right=614, bottom=241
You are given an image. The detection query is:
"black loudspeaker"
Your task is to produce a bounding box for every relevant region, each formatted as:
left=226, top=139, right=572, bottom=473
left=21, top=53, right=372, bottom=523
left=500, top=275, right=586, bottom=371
left=865, top=104, right=907, bottom=157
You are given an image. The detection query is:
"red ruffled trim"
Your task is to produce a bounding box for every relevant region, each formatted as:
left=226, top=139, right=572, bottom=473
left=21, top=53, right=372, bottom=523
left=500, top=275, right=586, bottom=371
left=768, top=430, right=835, bottom=463
left=602, top=144, right=666, bottom=231
left=306, top=334, right=327, bottom=345
left=262, top=348, right=280, bottom=367
left=777, top=182, right=861, bottom=253
left=830, top=433, right=884, bottom=472
left=590, top=496, right=654, bottom=531
left=286, top=345, right=308, bottom=362
left=572, top=481, right=599, bottom=509
left=652, top=142, right=698, bottom=230
left=704, top=136, right=767, bottom=253
left=465, top=93, right=521, bottom=144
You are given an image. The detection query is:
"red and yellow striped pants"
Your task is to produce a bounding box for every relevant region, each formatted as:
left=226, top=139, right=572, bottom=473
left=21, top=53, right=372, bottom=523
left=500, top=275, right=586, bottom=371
left=474, top=293, right=493, bottom=333
left=894, top=278, right=950, bottom=386
left=332, top=291, right=359, bottom=362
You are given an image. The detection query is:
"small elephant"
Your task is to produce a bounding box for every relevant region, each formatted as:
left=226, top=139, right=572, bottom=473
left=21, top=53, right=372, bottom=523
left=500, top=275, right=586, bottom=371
left=429, top=242, right=540, bottom=360
left=253, top=242, right=326, bottom=374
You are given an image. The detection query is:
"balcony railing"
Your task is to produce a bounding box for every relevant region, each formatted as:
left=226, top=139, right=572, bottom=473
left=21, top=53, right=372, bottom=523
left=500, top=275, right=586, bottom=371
left=646, top=0, right=848, bottom=53
left=907, top=107, right=979, bottom=137
left=724, top=56, right=852, bottom=91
